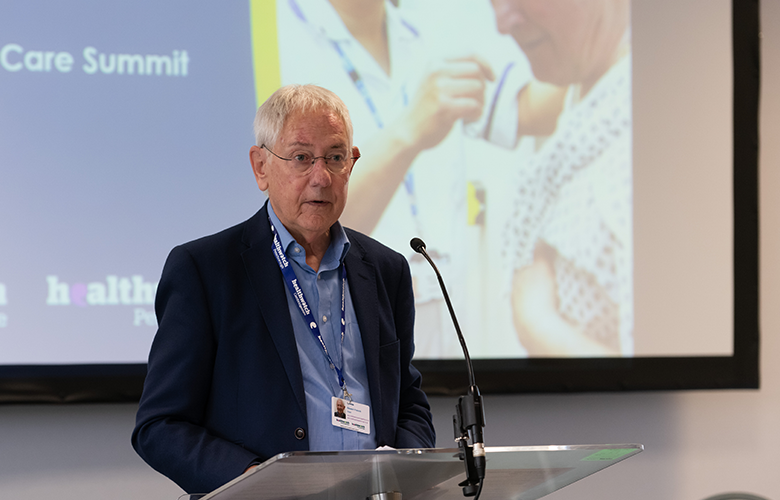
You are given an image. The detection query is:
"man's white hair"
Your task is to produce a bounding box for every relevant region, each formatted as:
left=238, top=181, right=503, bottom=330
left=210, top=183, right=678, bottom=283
left=253, top=84, right=354, bottom=149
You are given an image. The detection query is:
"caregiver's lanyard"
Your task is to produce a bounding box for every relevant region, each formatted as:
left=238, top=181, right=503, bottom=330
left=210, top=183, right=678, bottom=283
left=289, top=0, right=420, bottom=219
left=269, top=218, right=352, bottom=401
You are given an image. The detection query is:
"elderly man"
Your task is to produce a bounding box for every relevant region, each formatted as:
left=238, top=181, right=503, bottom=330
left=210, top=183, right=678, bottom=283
left=132, top=84, right=435, bottom=494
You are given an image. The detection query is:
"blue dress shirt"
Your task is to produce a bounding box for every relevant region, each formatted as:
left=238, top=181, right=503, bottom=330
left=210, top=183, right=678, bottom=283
left=267, top=204, right=377, bottom=451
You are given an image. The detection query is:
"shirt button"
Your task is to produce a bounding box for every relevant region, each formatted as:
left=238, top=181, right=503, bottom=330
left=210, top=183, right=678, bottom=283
left=294, top=427, right=306, bottom=440
left=322, top=315, right=328, bottom=323
left=294, top=247, right=301, bottom=253
left=317, top=274, right=322, bottom=280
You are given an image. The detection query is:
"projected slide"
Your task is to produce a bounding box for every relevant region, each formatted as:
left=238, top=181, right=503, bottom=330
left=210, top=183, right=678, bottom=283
left=251, top=0, right=633, bottom=358
left=10, top=0, right=740, bottom=367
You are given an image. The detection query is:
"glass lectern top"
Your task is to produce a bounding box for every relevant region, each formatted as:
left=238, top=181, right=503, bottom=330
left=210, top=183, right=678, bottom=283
left=188, top=444, right=642, bottom=500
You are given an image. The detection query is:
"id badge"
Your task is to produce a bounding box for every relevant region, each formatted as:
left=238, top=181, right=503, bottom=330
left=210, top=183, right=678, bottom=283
left=332, top=396, right=370, bottom=435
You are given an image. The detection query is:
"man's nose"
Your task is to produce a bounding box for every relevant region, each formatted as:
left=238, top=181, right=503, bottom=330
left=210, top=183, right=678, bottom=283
left=308, top=158, right=333, bottom=186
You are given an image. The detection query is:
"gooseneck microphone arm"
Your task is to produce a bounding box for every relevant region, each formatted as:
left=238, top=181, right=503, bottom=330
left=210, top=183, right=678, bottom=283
left=410, top=238, right=475, bottom=387
left=410, top=237, right=486, bottom=498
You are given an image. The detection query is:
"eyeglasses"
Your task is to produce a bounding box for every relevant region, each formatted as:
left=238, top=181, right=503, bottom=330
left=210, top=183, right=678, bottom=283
left=262, top=144, right=359, bottom=176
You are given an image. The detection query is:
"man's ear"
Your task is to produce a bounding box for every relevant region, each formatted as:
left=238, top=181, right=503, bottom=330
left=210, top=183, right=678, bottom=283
left=250, top=145, right=269, bottom=191
left=348, top=146, right=360, bottom=175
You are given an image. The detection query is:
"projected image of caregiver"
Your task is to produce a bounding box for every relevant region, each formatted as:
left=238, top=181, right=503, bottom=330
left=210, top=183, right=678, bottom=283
left=269, top=0, right=495, bottom=358
left=132, top=85, right=435, bottom=494
left=485, top=0, right=633, bottom=356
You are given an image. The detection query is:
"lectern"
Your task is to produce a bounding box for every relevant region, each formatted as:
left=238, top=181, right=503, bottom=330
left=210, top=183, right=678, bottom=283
left=184, top=444, right=642, bottom=500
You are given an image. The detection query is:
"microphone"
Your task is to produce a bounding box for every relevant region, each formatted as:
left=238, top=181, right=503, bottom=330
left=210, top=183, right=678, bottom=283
left=410, top=237, right=426, bottom=253
left=410, top=238, right=486, bottom=497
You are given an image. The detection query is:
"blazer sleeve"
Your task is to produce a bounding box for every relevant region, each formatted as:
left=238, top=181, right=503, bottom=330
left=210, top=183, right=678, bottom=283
left=131, top=245, right=259, bottom=494
left=391, top=254, right=437, bottom=449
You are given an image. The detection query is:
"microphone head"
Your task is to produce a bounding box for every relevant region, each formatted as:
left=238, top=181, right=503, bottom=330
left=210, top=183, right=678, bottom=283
left=410, top=237, right=426, bottom=253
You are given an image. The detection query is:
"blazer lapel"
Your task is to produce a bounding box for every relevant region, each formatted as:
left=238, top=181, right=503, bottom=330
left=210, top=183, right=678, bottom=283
left=240, top=204, right=307, bottom=418
left=344, top=239, right=382, bottom=426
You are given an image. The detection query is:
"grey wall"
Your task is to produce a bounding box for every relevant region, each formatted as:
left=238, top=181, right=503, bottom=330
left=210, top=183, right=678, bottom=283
left=2, top=2, right=779, bottom=498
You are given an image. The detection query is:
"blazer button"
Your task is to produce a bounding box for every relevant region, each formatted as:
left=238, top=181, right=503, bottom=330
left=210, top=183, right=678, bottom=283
left=294, top=427, right=306, bottom=440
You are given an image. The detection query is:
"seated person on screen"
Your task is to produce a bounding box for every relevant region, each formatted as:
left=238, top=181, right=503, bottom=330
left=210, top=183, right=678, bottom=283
left=131, top=84, right=436, bottom=494
left=486, top=0, right=633, bottom=355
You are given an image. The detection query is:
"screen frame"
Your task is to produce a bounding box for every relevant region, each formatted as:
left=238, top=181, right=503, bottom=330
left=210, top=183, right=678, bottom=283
left=0, top=0, right=759, bottom=404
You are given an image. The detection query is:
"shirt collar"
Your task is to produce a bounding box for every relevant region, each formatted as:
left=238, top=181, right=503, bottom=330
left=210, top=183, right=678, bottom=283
left=266, top=201, right=351, bottom=271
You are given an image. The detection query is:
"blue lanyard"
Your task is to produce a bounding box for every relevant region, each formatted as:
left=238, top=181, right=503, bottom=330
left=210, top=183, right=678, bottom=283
left=330, top=40, right=384, bottom=129
left=269, top=219, right=351, bottom=400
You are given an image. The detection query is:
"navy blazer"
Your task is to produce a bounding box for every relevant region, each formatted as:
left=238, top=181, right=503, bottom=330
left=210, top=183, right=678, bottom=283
left=132, top=204, right=435, bottom=493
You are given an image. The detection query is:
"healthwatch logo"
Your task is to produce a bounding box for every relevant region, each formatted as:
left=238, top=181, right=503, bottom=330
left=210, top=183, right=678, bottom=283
left=46, top=275, right=158, bottom=307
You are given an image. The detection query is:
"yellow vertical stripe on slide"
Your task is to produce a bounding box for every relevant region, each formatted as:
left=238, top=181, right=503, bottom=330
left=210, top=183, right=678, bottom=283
left=249, top=0, right=281, bottom=108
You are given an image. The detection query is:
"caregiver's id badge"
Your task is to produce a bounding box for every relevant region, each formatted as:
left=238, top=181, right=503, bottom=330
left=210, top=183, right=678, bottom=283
left=332, top=396, right=371, bottom=434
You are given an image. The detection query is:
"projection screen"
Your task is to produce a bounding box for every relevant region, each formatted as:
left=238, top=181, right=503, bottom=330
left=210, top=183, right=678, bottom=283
left=0, top=0, right=758, bottom=401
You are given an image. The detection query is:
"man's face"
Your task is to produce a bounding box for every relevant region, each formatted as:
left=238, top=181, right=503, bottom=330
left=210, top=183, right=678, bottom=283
left=336, top=400, right=345, bottom=413
left=251, top=108, right=358, bottom=243
left=491, top=0, right=615, bottom=85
